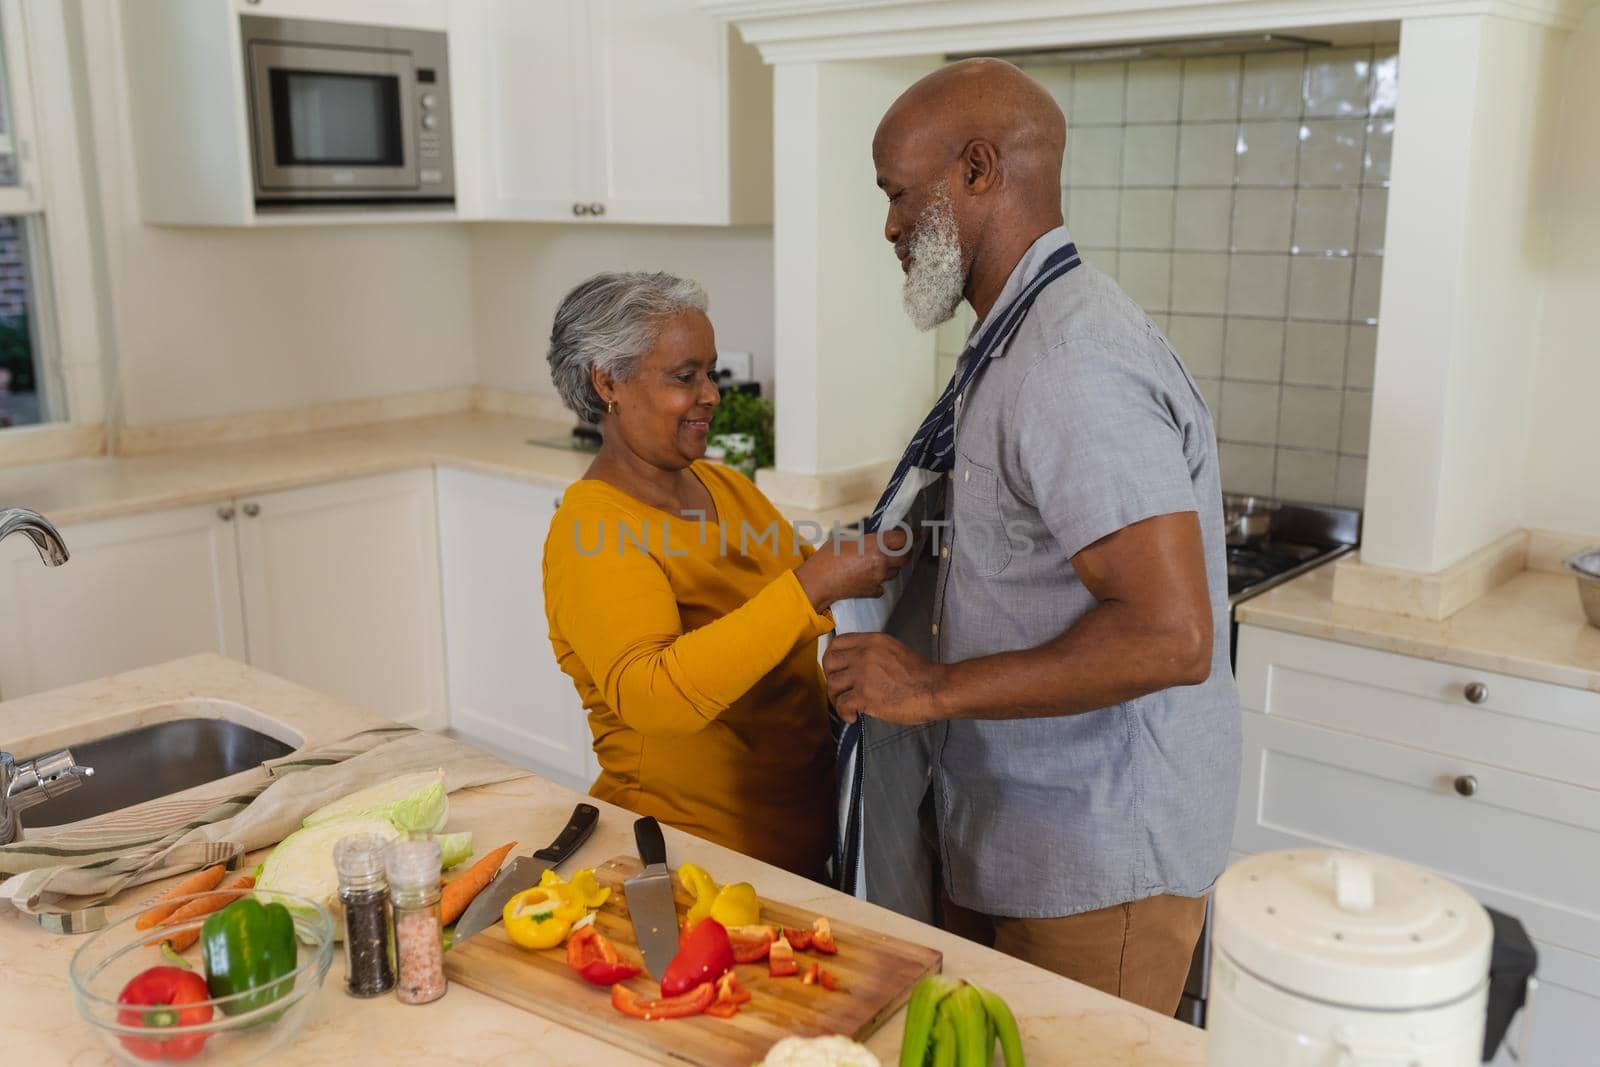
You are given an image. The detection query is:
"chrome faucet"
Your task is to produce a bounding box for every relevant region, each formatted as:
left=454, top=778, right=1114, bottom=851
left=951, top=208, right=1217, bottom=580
left=0, top=506, right=69, bottom=566
left=0, top=507, right=88, bottom=845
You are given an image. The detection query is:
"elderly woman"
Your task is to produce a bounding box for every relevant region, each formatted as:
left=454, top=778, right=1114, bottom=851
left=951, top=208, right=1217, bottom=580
left=542, top=271, right=904, bottom=877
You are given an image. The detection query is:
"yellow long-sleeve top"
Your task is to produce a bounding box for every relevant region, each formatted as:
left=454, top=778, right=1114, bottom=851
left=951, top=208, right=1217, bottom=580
left=542, top=460, right=837, bottom=877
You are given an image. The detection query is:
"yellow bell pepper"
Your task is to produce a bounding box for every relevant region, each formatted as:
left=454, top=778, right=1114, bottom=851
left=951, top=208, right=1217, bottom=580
left=677, top=862, right=761, bottom=929
left=502, top=886, right=574, bottom=950
left=541, top=867, right=612, bottom=910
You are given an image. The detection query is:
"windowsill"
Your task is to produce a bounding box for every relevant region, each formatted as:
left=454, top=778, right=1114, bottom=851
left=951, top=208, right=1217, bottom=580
left=0, top=422, right=104, bottom=469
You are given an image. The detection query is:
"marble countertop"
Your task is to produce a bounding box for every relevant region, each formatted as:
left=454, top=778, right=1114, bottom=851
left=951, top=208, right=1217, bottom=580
left=0, top=412, right=874, bottom=531
left=1237, top=564, right=1600, bottom=692
left=0, top=657, right=1205, bottom=1065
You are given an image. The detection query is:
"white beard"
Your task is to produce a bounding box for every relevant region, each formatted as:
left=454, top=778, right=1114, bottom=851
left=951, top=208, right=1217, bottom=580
left=901, top=189, right=966, bottom=332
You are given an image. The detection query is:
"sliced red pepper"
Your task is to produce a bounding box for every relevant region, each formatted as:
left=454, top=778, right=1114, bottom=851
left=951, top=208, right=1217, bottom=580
left=580, top=959, right=643, bottom=986
left=769, top=932, right=798, bottom=977
left=566, top=925, right=617, bottom=971
left=800, top=961, right=843, bottom=991
left=610, top=980, right=716, bottom=1020
left=115, top=966, right=214, bottom=1061
left=802, top=961, right=821, bottom=985
left=703, top=971, right=752, bottom=1018
left=661, top=918, right=735, bottom=998
left=784, top=927, right=814, bottom=951
left=818, top=967, right=843, bottom=992
left=811, top=916, right=838, bottom=955
left=726, top=924, right=775, bottom=964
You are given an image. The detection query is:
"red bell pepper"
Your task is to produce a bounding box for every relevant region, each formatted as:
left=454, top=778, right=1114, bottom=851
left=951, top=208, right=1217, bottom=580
left=726, top=924, right=775, bottom=964
left=783, top=927, right=814, bottom=951
left=769, top=932, right=798, bottom=977
left=801, top=962, right=844, bottom=991
left=610, top=980, right=716, bottom=1020
left=811, top=916, right=838, bottom=955
left=661, top=918, right=735, bottom=998
left=703, top=971, right=753, bottom=1019
left=565, top=925, right=641, bottom=986
left=115, top=966, right=214, bottom=1061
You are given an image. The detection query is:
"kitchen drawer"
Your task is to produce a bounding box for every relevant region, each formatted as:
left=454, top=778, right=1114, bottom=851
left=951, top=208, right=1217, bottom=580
left=1236, top=625, right=1600, bottom=790
left=1235, top=711, right=1600, bottom=960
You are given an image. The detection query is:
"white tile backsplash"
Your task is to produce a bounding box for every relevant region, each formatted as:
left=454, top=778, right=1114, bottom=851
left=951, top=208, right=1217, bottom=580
left=1177, top=123, right=1237, bottom=186
left=1119, top=188, right=1176, bottom=249
left=1056, top=44, right=1395, bottom=508
left=1235, top=121, right=1300, bottom=186
left=1174, top=189, right=1233, bottom=250
left=1241, top=52, right=1305, bottom=120
left=1232, top=188, right=1295, bottom=252
left=1284, top=321, right=1348, bottom=387
left=1182, top=56, right=1243, bottom=122
left=1278, top=385, right=1343, bottom=450
left=1170, top=314, right=1226, bottom=377
left=1126, top=59, right=1183, bottom=122
left=1287, top=255, right=1354, bottom=320
left=1122, top=124, right=1180, bottom=186
left=1227, top=254, right=1291, bottom=317
left=1071, top=62, right=1127, bottom=124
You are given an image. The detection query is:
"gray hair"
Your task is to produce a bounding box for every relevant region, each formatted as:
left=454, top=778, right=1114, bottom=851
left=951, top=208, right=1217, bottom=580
left=548, top=271, right=710, bottom=424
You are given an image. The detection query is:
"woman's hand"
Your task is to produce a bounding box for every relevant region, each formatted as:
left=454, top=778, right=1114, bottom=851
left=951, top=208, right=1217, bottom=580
left=794, top=528, right=912, bottom=612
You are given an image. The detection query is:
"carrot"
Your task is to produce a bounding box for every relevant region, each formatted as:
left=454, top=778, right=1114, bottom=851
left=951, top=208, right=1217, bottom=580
left=439, top=841, right=517, bottom=926
left=134, top=865, right=227, bottom=929
left=148, top=875, right=257, bottom=951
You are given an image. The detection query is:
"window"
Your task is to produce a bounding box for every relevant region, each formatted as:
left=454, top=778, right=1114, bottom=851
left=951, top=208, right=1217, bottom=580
left=0, top=0, right=61, bottom=430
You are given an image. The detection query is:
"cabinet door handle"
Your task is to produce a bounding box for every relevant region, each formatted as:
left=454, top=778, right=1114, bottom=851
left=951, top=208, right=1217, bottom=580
left=1464, top=681, right=1488, bottom=704
left=1453, top=774, right=1478, bottom=797
left=242, top=502, right=261, bottom=518
left=217, top=506, right=235, bottom=522
left=590, top=202, right=606, bottom=217
left=572, top=202, right=590, bottom=217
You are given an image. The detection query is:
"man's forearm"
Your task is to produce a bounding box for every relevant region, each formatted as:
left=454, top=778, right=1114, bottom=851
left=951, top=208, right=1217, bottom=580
left=931, top=599, right=1212, bottom=721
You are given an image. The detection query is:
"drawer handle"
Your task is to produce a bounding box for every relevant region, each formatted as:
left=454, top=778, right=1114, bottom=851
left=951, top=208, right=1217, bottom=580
left=242, top=502, right=261, bottom=518
left=1464, top=681, right=1488, bottom=704
left=1453, top=774, right=1478, bottom=798
left=216, top=506, right=235, bottom=522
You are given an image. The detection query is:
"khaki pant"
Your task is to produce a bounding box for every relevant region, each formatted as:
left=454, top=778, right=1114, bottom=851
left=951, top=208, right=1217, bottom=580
left=941, top=892, right=1207, bottom=1017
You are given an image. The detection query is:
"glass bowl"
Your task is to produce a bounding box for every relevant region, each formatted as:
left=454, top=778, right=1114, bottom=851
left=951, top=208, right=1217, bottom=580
left=69, top=888, right=333, bottom=1066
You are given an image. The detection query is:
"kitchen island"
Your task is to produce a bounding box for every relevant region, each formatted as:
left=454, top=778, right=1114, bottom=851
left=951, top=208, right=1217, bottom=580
left=0, top=656, right=1207, bottom=1065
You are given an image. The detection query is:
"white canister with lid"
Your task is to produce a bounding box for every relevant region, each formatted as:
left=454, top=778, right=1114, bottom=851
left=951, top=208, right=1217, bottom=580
left=1207, top=849, right=1493, bottom=1067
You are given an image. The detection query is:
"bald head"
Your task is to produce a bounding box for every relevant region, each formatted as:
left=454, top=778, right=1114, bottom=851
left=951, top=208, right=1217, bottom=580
left=872, top=59, right=1068, bottom=323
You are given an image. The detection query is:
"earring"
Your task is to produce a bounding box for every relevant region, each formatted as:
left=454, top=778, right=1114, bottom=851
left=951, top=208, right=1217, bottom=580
left=606, top=400, right=616, bottom=414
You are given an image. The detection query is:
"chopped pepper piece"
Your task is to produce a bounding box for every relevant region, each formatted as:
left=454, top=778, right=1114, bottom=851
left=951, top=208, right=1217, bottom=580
left=726, top=924, right=775, bottom=964
left=810, top=916, right=837, bottom=955
left=565, top=925, right=641, bottom=986
left=199, top=897, right=297, bottom=1017
left=704, top=971, right=753, bottom=1018
left=769, top=932, right=799, bottom=977
left=676, top=862, right=761, bottom=929
left=115, top=966, right=214, bottom=1061
left=611, top=979, right=717, bottom=1020
left=503, top=886, right=574, bottom=950
left=661, top=918, right=735, bottom=998
left=540, top=866, right=612, bottom=910
left=784, top=927, right=814, bottom=951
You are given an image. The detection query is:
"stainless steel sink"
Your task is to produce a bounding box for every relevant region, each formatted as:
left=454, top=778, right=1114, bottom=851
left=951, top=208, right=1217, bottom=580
left=20, top=718, right=295, bottom=828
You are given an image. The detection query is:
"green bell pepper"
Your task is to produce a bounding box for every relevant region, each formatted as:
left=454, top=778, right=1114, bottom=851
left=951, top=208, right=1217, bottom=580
left=200, top=897, right=297, bottom=1017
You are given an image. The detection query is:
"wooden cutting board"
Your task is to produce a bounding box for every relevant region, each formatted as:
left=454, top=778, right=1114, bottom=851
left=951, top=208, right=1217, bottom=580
left=445, top=855, right=941, bottom=1066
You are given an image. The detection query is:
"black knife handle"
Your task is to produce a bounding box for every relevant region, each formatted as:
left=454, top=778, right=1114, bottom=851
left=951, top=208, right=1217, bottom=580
left=634, top=816, right=668, bottom=867
left=532, top=802, right=600, bottom=863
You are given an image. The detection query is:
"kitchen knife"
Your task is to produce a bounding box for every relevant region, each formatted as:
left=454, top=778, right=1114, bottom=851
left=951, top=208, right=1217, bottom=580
left=452, top=801, right=600, bottom=944
left=623, top=816, right=680, bottom=981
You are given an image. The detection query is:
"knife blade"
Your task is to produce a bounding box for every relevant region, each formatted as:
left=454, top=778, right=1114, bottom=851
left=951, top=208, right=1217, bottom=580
left=452, top=801, right=600, bottom=944
left=623, top=816, right=680, bottom=981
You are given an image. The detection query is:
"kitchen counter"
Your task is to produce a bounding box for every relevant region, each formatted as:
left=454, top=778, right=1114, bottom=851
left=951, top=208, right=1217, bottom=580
left=0, top=657, right=1206, bottom=1065
left=0, top=412, right=875, bottom=531
left=1237, top=563, right=1600, bottom=692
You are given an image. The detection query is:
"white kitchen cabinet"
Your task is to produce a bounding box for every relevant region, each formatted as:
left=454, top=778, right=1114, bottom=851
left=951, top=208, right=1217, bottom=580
left=0, top=504, right=246, bottom=701
left=474, top=0, right=771, bottom=225
left=235, top=470, right=448, bottom=732
left=436, top=468, right=598, bottom=791
left=1233, top=623, right=1600, bottom=1067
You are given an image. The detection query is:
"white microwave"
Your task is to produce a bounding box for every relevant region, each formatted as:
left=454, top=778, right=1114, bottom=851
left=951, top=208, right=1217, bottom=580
left=241, top=15, right=454, bottom=207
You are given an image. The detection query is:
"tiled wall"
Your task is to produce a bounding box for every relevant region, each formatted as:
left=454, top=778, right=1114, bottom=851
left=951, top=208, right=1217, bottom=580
left=940, top=45, right=1397, bottom=509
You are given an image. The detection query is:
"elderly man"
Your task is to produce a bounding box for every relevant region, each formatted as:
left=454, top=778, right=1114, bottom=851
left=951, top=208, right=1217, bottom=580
left=822, top=59, right=1241, bottom=1015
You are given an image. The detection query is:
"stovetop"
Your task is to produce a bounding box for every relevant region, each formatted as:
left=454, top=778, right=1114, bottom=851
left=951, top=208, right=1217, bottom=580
left=1226, top=502, right=1362, bottom=608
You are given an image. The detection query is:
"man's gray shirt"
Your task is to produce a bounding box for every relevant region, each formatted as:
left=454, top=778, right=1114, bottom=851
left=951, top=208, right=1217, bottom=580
left=929, top=225, right=1240, bottom=918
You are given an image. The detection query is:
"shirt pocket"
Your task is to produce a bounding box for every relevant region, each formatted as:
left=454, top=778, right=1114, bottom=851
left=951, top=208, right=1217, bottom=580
left=951, top=452, right=1011, bottom=578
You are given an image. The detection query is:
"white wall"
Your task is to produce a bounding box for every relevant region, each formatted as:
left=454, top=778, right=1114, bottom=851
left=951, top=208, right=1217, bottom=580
left=1523, top=8, right=1600, bottom=537
left=469, top=224, right=774, bottom=399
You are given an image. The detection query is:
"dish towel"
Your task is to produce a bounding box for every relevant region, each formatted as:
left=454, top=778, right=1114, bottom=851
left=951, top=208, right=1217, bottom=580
left=832, top=241, right=1082, bottom=899
left=0, top=726, right=531, bottom=916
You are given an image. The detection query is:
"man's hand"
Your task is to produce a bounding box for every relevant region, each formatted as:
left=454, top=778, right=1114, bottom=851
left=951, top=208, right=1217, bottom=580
left=822, top=632, right=945, bottom=725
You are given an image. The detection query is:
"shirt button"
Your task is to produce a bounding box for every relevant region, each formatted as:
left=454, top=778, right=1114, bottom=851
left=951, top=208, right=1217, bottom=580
left=931, top=623, right=940, bottom=636
left=940, top=545, right=950, bottom=559
left=963, top=469, right=971, bottom=482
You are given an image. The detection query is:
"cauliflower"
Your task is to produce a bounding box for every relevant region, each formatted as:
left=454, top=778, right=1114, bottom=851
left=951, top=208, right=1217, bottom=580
left=759, top=1035, right=882, bottom=1067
